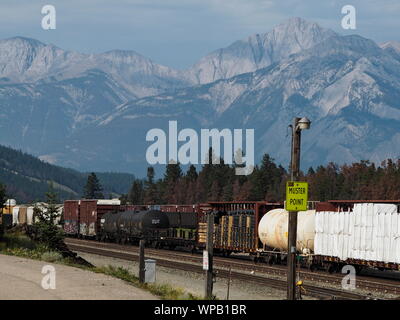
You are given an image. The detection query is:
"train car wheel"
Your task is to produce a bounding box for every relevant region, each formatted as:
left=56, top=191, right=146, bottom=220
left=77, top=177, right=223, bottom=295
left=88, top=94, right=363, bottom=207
left=268, top=256, right=276, bottom=265
left=309, top=264, right=317, bottom=272
left=327, top=263, right=339, bottom=274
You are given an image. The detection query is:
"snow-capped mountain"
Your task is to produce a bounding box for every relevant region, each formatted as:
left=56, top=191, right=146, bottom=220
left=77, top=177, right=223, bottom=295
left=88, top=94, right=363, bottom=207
left=0, top=18, right=399, bottom=173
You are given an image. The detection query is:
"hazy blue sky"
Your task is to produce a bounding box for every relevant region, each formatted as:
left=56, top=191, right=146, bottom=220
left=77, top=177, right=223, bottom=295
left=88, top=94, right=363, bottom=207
left=0, top=0, right=399, bottom=69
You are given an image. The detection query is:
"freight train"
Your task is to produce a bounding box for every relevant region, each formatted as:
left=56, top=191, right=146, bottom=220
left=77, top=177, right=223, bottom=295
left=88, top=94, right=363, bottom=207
left=1, top=200, right=63, bottom=229
left=62, top=199, right=400, bottom=273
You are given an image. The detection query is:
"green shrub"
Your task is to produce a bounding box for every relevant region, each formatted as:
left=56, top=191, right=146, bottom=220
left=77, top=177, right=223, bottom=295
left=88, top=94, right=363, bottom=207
left=41, top=251, right=63, bottom=262
left=2, top=233, right=37, bottom=250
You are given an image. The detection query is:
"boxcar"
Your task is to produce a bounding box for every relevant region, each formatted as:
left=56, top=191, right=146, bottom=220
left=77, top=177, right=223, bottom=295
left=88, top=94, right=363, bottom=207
left=64, top=200, right=80, bottom=235
left=63, top=199, right=123, bottom=238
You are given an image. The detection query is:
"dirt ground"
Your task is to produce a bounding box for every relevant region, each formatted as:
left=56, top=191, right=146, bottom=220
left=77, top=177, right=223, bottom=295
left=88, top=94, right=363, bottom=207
left=0, top=253, right=158, bottom=300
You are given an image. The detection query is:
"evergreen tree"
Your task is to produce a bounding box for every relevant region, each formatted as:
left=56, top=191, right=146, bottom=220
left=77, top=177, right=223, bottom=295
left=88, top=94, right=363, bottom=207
left=147, top=167, right=155, bottom=184
left=128, top=179, right=144, bottom=204
left=83, top=173, right=104, bottom=199
left=30, top=184, right=64, bottom=250
left=164, top=162, right=182, bottom=184
left=163, top=162, right=182, bottom=203
left=0, top=182, right=7, bottom=237
left=144, top=167, right=158, bottom=204
left=0, top=182, right=6, bottom=211
left=186, top=165, right=198, bottom=182
left=119, top=194, right=128, bottom=205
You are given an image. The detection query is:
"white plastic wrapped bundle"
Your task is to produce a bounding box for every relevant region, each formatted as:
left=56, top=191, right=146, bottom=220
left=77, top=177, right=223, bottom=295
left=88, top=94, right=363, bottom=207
left=12, top=207, right=19, bottom=225
left=314, top=203, right=400, bottom=264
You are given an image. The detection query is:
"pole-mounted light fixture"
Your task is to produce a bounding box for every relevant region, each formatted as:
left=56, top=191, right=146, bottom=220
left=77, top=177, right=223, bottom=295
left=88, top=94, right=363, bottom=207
left=296, top=117, right=311, bottom=131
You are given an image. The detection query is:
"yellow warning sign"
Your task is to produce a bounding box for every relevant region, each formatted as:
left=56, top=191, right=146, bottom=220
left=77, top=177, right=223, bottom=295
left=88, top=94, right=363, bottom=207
left=286, top=181, right=308, bottom=211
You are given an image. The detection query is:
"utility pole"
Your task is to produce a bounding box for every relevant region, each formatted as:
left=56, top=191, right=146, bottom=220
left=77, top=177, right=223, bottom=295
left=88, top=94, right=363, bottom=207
left=204, top=211, right=214, bottom=299
left=287, top=117, right=311, bottom=300
left=139, top=238, right=146, bottom=283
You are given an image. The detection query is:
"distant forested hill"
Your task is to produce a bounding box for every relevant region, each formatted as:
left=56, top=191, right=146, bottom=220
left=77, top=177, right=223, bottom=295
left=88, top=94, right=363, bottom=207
left=0, top=145, right=135, bottom=203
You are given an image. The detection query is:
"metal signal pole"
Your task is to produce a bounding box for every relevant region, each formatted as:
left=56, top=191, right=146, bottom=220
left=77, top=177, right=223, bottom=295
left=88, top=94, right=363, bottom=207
left=139, top=238, right=146, bottom=283
left=204, top=212, right=214, bottom=299
left=287, top=117, right=310, bottom=300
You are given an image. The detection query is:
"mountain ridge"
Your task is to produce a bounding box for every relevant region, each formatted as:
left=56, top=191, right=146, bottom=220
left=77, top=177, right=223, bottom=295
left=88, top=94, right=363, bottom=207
left=0, top=18, right=399, bottom=174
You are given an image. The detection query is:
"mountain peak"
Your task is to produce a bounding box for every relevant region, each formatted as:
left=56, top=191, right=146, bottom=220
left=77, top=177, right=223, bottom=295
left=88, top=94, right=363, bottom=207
left=279, top=16, right=317, bottom=28
left=102, top=49, right=144, bottom=58
left=188, top=17, right=337, bottom=84
left=2, top=36, right=46, bottom=48
left=268, top=17, right=336, bottom=42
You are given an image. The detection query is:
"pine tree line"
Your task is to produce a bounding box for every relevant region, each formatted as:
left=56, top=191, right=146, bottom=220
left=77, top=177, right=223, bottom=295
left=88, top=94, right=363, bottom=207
left=122, top=156, right=400, bottom=205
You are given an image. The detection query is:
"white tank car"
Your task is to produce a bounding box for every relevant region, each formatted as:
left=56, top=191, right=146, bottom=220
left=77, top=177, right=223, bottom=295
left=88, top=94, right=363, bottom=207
left=258, top=208, right=315, bottom=253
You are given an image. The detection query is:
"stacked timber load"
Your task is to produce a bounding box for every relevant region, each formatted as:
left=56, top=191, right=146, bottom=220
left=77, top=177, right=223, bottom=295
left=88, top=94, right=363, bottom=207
left=214, top=211, right=256, bottom=251
left=197, top=222, right=207, bottom=244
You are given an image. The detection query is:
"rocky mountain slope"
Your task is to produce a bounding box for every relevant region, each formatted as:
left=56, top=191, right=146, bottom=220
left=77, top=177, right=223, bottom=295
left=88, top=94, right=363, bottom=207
left=0, top=18, right=399, bottom=174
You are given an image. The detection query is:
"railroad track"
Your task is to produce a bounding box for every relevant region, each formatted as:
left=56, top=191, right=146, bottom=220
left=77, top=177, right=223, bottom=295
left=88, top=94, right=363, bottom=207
left=66, top=239, right=376, bottom=300
left=66, top=238, right=400, bottom=296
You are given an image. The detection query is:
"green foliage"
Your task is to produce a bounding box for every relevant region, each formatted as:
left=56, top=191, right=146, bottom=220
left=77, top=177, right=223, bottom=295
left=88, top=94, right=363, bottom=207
left=186, top=165, right=198, bottom=182
left=0, top=182, right=6, bottom=238
left=0, top=232, right=37, bottom=250
left=128, top=179, right=144, bottom=204
left=41, top=251, right=63, bottom=262
left=307, top=159, right=400, bottom=200
left=144, top=167, right=160, bottom=204
left=133, top=156, right=400, bottom=204
left=0, top=232, right=53, bottom=260
left=0, top=182, right=7, bottom=210
left=30, top=187, right=64, bottom=250
left=83, top=172, right=104, bottom=199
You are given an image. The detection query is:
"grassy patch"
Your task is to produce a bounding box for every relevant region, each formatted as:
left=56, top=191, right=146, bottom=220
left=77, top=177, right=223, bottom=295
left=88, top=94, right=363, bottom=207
left=0, top=232, right=72, bottom=264
left=94, top=265, right=203, bottom=300
left=0, top=232, right=52, bottom=260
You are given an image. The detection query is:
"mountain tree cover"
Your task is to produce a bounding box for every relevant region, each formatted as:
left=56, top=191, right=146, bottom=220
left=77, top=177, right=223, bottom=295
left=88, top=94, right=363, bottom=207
left=0, top=144, right=135, bottom=203
left=83, top=173, right=104, bottom=199
left=123, top=156, right=400, bottom=204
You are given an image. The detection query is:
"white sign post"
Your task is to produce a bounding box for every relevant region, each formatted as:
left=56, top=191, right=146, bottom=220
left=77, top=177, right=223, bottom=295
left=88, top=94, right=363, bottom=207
left=203, top=250, right=209, bottom=271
